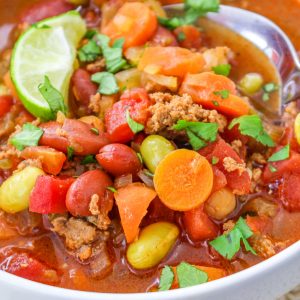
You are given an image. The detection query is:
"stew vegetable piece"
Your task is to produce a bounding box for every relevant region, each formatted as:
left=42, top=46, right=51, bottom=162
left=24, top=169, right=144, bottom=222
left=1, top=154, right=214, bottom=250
left=0, top=0, right=300, bottom=294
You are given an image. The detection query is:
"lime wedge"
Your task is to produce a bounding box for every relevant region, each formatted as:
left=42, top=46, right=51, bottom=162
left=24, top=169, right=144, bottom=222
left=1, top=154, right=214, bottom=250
left=10, top=11, right=86, bottom=120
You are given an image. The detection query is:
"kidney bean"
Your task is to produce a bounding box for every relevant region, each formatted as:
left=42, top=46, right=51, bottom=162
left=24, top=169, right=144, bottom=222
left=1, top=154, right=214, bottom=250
left=20, top=0, right=74, bottom=24
left=39, top=119, right=110, bottom=155
left=71, top=68, right=98, bottom=106
left=96, top=144, right=142, bottom=177
left=66, top=170, right=114, bottom=216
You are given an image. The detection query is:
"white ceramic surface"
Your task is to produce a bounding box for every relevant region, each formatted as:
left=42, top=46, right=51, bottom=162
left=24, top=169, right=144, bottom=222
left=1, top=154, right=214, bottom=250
left=1, top=241, right=300, bottom=300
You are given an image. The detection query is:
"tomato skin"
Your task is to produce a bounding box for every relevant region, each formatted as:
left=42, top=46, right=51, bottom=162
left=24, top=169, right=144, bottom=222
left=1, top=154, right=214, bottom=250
left=96, top=144, right=142, bottom=176
left=212, top=166, right=227, bottom=193
left=30, top=176, right=75, bottom=214
left=71, top=68, right=98, bottom=106
left=39, top=119, right=110, bottom=155
left=105, top=88, right=151, bottom=143
left=21, top=146, right=66, bottom=175
left=199, top=138, right=251, bottom=195
left=263, top=149, right=300, bottom=182
left=279, top=173, right=300, bottom=211
left=3, top=253, right=59, bottom=284
left=149, top=26, right=178, bottom=47
left=20, top=0, right=74, bottom=24
left=174, top=25, right=202, bottom=49
left=0, top=95, right=13, bottom=117
left=66, top=170, right=113, bottom=216
left=183, top=205, right=219, bottom=242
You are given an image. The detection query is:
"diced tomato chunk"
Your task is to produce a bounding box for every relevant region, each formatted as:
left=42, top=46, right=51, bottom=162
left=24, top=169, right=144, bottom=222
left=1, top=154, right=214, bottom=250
left=246, top=215, right=271, bottom=234
left=174, top=25, right=202, bottom=49
left=0, top=95, right=13, bottom=117
left=105, top=88, right=151, bottom=143
left=183, top=205, right=219, bottom=242
left=279, top=127, right=300, bottom=152
left=149, top=26, right=178, bottom=47
left=2, top=253, right=59, bottom=284
left=199, top=138, right=251, bottom=195
left=263, top=149, right=300, bottom=182
left=30, top=176, right=75, bottom=214
left=279, top=173, right=300, bottom=211
left=212, top=166, right=227, bottom=193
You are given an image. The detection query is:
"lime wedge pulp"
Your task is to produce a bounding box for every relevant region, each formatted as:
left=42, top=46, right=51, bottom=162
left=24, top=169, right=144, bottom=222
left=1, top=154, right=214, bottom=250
left=10, top=11, right=86, bottom=120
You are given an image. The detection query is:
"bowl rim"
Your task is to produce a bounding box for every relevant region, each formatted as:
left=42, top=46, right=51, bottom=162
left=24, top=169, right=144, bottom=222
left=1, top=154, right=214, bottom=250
left=1, top=240, right=300, bottom=299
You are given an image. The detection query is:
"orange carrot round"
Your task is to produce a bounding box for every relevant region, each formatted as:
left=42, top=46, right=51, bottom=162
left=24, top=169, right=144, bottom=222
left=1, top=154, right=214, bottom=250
left=114, top=182, right=157, bottom=243
left=102, top=2, right=158, bottom=49
left=180, top=72, right=250, bottom=117
left=138, top=46, right=204, bottom=77
left=153, top=149, right=213, bottom=211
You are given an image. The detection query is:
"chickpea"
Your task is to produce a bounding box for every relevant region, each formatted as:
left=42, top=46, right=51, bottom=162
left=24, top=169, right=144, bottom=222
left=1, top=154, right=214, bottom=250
left=204, top=188, right=236, bottom=220
left=127, top=222, right=179, bottom=270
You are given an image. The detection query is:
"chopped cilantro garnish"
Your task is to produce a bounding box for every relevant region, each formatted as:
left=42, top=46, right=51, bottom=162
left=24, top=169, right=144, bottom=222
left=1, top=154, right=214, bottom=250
left=38, top=75, right=67, bottom=120
left=173, top=120, right=218, bottom=150
left=67, top=146, right=74, bottom=161
left=269, top=165, right=277, bottom=173
left=177, top=262, right=208, bottom=288
left=81, top=155, right=97, bottom=165
left=90, top=127, right=99, bottom=135
left=158, top=0, right=220, bottom=29
left=212, top=156, right=219, bottom=165
left=107, top=186, right=117, bottom=193
left=268, top=144, right=290, bottom=162
left=159, top=266, right=174, bottom=291
left=210, top=217, right=256, bottom=260
left=212, top=101, right=219, bottom=106
left=10, top=123, right=43, bottom=151
left=213, top=89, right=230, bottom=99
left=212, top=64, right=231, bottom=76
left=78, top=39, right=101, bottom=62
left=125, top=110, right=144, bottom=134
left=96, top=34, right=128, bottom=73
left=177, top=32, right=186, bottom=41
left=84, top=29, right=97, bottom=39
left=229, top=115, right=275, bottom=147
left=91, top=72, right=119, bottom=95
left=262, top=82, right=279, bottom=102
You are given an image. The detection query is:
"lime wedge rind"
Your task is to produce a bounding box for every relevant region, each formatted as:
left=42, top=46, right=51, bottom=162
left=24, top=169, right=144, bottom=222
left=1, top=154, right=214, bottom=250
left=10, top=11, right=86, bottom=120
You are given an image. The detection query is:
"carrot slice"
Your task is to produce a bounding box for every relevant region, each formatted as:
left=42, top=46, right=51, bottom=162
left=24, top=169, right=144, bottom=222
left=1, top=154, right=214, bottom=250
left=21, top=146, right=66, bottom=175
left=102, top=2, right=158, bottom=49
left=138, top=46, right=204, bottom=77
left=180, top=72, right=250, bottom=117
left=114, top=182, right=157, bottom=243
left=154, top=149, right=213, bottom=211
left=170, top=265, right=226, bottom=288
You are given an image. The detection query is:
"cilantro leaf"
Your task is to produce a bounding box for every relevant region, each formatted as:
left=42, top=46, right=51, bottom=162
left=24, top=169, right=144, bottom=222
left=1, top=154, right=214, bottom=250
left=213, top=89, right=230, bottom=99
left=229, top=115, right=275, bottom=147
left=90, top=127, right=99, bottom=135
left=210, top=217, right=256, bottom=260
left=212, top=156, right=219, bottom=165
left=262, top=82, right=279, bottom=102
left=38, top=75, right=67, bottom=119
left=212, top=64, right=231, bottom=76
left=268, top=144, right=290, bottom=162
left=81, top=155, right=97, bottom=165
left=159, top=0, right=220, bottom=30
left=159, top=266, right=175, bottom=291
left=91, top=72, right=119, bottom=95
left=173, top=120, right=218, bottom=150
left=269, top=165, right=277, bottom=173
left=10, top=123, right=44, bottom=151
left=96, top=34, right=128, bottom=73
left=177, top=262, right=208, bottom=288
left=67, top=146, right=74, bottom=161
left=125, top=110, right=144, bottom=134
left=107, top=186, right=117, bottom=193
left=177, top=32, right=186, bottom=41
left=78, top=39, right=101, bottom=62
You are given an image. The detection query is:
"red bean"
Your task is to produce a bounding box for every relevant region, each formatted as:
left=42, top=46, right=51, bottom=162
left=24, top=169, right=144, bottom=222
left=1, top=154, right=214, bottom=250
left=71, top=68, right=98, bottom=106
left=149, top=26, right=178, bottom=47
left=66, top=170, right=114, bottom=216
left=39, top=119, right=110, bottom=155
left=20, top=0, right=74, bottom=24
left=96, top=144, right=142, bottom=176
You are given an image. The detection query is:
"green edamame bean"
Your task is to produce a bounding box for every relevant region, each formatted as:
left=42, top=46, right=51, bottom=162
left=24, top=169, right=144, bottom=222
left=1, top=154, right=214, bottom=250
left=140, top=135, right=175, bottom=173
left=127, top=222, right=179, bottom=270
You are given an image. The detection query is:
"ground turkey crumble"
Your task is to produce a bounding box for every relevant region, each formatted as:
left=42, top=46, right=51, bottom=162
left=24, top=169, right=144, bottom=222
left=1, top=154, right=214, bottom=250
left=145, top=93, right=227, bottom=136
